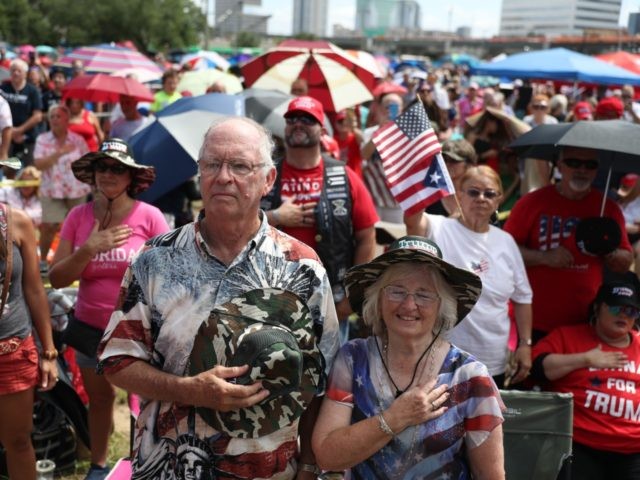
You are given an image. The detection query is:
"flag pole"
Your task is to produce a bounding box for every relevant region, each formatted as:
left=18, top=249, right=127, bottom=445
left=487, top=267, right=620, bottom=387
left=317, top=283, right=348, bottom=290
left=414, top=94, right=465, bottom=222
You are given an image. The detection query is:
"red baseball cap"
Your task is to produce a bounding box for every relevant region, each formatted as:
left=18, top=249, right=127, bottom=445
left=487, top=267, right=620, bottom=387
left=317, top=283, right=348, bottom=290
left=284, top=96, right=325, bottom=125
left=596, top=97, right=623, bottom=119
left=573, top=101, right=593, bottom=120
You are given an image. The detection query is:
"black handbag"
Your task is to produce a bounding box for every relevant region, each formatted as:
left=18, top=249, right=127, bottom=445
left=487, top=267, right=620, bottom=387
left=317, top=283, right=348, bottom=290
left=62, top=313, right=104, bottom=358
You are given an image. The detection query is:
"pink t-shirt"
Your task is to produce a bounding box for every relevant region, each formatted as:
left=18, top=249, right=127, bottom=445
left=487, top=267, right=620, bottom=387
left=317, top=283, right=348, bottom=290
left=60, top=201, right=170, bottom=329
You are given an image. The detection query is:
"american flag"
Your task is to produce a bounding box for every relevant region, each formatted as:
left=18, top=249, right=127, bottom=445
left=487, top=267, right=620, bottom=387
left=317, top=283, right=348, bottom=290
left=372, top=101, right=454, bottom=215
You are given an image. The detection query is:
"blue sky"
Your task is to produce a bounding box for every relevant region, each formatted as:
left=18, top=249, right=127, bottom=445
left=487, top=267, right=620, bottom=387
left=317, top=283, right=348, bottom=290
left=243, top=0, right=639, bottom=38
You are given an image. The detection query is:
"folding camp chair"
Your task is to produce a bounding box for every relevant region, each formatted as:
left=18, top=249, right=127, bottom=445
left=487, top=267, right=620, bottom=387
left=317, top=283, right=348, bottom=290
left=500, top=389, right=573, bottom=480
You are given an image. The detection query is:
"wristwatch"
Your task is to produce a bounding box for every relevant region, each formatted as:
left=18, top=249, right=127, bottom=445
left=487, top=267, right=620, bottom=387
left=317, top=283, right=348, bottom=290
left=299, top=463, right=321, bottom=475
left=518, top=338, right=532, bottom=347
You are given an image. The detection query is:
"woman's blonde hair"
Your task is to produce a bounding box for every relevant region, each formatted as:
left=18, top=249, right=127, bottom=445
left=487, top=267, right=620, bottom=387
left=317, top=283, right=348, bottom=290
left=361, top=263, right=458, bottom=338
left=460, top=165, right=504, bottom=195
left=16, top=166, right=41, bottom=196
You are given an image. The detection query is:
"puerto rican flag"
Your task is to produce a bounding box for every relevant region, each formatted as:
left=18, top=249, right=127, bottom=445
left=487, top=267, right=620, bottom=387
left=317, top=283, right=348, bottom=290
left=372, top=101, right=454, bottom=215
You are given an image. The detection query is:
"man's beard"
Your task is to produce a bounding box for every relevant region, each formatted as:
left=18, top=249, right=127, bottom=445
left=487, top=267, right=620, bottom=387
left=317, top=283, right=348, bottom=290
left=285, top=129, right=319, bottom=148
left=569, top=177, right=592, bottom=193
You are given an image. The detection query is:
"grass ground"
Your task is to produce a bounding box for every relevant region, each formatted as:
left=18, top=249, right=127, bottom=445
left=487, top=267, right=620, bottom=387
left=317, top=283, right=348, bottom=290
left=52, top=389, right=130, bottom=480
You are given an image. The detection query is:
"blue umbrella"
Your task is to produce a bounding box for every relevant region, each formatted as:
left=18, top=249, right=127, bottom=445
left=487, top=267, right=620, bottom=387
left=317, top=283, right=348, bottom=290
left=471, top=48, right=640, bottom=86
left=130, top=93, right=244, bottom=203
left=435, top=53, right=480, bottom=68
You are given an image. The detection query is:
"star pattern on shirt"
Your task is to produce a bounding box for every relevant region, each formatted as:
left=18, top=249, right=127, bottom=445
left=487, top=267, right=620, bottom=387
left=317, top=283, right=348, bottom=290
left=356, top=374, right=364, bottom=388
left=589, top=376, right=603, bottom=387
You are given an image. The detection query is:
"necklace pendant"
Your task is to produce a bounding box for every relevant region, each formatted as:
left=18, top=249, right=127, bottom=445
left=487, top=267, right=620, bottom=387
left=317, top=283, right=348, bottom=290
left=395, top=389, right=403, bottom=399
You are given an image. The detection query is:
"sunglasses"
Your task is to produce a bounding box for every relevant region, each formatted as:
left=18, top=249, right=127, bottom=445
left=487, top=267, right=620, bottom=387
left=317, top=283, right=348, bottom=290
left=94, top=161, right=130, bottom=175
left=532, top=104, right=548, bottom=110
left=285, top=115, right=318, bottom=126
left=562, top=158, right=599, bottom=170
left=464, top=188, right=500, bottom=200
left=608, top=305, right=640, bottom=321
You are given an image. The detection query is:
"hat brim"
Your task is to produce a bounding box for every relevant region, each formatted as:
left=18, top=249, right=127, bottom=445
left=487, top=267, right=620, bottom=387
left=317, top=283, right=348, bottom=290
left=71, top=151, right=156, bottom=196
left=0, top=157, right=23, bottom=170
left=284, top=109, right=323, bottom=125
left=345, top=249, right=482, bottom=324
left=188, top=288, right=323, bottom=439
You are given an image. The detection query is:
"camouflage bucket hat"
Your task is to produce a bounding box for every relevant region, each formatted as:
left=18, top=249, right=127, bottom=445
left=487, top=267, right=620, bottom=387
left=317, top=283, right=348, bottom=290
left=345, top=236, right=482, bottom=324
left=71, top=138, right=156, bottom=196
left=188, top=288, right=324, bottom=439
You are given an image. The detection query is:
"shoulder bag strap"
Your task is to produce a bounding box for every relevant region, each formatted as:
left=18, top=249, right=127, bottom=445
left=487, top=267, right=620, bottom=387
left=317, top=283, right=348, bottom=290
left=0, top=204, right=13, bottom=317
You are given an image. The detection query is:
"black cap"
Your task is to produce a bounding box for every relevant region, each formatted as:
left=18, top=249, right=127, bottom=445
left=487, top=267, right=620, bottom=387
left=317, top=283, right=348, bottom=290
left=575, top=217, right=621, bottom=256
left=596, top=281, right=640, bottom=309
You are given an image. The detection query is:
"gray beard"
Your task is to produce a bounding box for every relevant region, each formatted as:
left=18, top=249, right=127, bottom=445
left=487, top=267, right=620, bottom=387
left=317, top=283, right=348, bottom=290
left=569, top=178, right=592, bottom=193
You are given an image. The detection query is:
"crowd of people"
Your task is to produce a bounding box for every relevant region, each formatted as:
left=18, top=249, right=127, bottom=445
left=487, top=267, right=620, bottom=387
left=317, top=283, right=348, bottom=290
left=0, top=43, right=640, bottom=480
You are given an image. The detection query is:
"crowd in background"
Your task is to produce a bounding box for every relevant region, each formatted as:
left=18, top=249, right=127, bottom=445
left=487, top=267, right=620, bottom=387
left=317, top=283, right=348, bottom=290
left=1, top=41, right=640, bottom=480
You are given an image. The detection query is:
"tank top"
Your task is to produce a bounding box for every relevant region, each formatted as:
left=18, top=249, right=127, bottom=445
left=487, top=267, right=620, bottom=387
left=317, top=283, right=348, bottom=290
left=0, top=243, right=32, bottom=339
left=68, top=109, right=98, bottom=151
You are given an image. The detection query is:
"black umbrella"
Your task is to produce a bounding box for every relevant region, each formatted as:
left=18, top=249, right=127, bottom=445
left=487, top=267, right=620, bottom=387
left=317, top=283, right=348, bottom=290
left=240, top=87, right=334, bottom=139
left=509, top=120, right=640, bottom=175
left=241, top=88, right=294, bottom=139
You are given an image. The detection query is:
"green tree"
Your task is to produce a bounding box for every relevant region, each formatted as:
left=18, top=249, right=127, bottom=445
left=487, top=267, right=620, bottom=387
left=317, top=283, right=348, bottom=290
left=293, top=32, right=317, bottom=40
left=0, top=0, right=205, bottom=53
left=233, top=31, right=261, bottom=48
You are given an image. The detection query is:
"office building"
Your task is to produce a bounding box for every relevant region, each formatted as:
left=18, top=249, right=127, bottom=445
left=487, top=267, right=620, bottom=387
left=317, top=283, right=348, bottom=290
left=214, top=0, right=270, bottom=35
left=356, top=0, right=396, bottom=35
left=499, top=0, right=622, bottom=37
left=293, top=0, right=329, bottom=37
left=629, top=11, right=640, bottom=35
left=356, top=0, right=422, bottom=35
left=395, top=1, right=421, bottom=30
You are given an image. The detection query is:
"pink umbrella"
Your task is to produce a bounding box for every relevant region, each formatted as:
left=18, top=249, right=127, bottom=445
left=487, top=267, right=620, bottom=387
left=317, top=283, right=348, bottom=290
left=56, top=44, right=162, bottom=76
left=372, top=81, right=408, bottom=98
left=62, top=74, right=154, bottom=103
left=17, top=44, right=35, bottom=54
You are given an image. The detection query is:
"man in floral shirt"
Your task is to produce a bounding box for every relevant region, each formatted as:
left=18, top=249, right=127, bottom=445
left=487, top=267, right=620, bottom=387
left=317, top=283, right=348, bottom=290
left=99, top=117, right=339, bottom=479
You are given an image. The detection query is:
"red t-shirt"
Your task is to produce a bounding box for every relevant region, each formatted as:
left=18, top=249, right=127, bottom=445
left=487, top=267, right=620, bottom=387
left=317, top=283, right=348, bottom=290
left=504, top=186, right=631, bottom=333
left=533, top=325, right=640, bottom=454
left=279, top=158, right=378, bottom=249
left=68, top=109, right=99, bottom=152
left=334, top=132, right=363, bottom=179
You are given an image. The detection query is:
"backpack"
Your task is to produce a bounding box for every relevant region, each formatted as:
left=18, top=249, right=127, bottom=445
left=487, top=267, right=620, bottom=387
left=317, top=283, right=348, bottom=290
left=0, top=396, right=78, bottom=476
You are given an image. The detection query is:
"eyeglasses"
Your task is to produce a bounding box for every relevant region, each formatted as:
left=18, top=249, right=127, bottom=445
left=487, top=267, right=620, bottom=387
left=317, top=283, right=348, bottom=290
left=285, top=115, right=318, bottom=126
left=383, top=286, right=440, bottom=307
left=464, top=188, right=500, bottom=200
left=94, top=161, right=130, bottom=175
left=198, top=160, right=266, bottom=178
left=532, top=104, right=548, bottom=110
left=562, top=158, right=599, bottom=170
left=607, top=305, right=640, bottom=321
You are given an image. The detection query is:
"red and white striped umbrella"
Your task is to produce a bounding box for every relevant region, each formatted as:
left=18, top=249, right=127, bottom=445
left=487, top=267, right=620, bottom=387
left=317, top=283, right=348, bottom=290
left=241, top=40, right=378, bottom=113
left=56, top=44, right=163, bottom=76
left=180, top=51, right=230, bottom=72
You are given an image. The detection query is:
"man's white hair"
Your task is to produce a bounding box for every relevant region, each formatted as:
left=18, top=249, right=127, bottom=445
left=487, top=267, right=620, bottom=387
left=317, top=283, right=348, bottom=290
left=198, top=117, right=275, bottom=169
